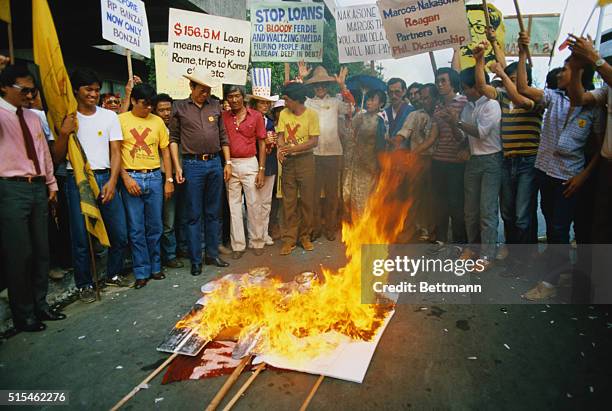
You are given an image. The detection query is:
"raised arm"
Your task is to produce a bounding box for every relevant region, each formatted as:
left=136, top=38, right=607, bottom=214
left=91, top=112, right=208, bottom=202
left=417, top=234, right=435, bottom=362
left=473, top=41, right=497, bottom=100
left=489, top=61, right=535, bottom=110
left=567, top=34, right=611, bottom=106
left=516, top=32, right=544, bottom=103
left=486, top=27, right=506, bottom=68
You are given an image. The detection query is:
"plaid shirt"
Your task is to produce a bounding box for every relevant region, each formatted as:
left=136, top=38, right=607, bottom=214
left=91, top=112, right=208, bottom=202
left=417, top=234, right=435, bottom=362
left=535, top=89, right=603, bottom=180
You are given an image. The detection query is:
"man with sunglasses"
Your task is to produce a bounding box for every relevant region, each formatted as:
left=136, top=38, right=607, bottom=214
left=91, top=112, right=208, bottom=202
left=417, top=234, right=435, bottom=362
left=0, top=65, right=65, bottom=332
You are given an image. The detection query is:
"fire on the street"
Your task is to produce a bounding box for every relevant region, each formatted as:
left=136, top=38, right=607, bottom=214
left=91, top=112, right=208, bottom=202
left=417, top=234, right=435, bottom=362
left=177, top=151, right=423, bottom=361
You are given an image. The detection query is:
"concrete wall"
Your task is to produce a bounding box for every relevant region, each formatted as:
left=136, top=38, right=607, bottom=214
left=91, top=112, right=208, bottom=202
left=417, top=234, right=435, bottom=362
left=188, top=0, right=247, bottom=19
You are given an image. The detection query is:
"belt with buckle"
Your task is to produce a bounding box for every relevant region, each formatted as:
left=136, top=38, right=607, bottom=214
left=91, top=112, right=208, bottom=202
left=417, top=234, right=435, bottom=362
left=67, top=168, right=109, bottom=175
left=184, top=153, right=217, bottom=161
left=125, top=168, right=160, bottom=173
left=0, top=176, right=46, bottom=183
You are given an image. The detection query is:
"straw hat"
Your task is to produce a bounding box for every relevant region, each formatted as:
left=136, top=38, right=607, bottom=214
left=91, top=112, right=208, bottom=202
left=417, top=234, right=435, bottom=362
left=248, top=90, right=279, bottom=102
left=304, top=66, right=336, bottom=85
left=183, top=68, right=219, bottom=89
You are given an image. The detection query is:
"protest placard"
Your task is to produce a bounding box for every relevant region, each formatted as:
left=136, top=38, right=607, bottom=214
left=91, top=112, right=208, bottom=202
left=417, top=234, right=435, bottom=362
left=504, top=14, right=560, bottom=57
left=167, top=8, right=251, bottom=85
left=250, top=1, right=325, bottom=62
left=101, top=0, right=150, bottom=58
left=376, top=0, right=470, bottom=59
left=335, top=4, right=391, bottom=63
left=459, top=3, right=505, bottom=69
left=154, top=44, right=223, bottom=99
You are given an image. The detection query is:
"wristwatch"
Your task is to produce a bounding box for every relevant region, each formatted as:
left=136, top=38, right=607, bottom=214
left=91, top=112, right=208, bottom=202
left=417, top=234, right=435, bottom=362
left=595, top=57, right=606, bottom=68
left=225, top=160, right=233, bottom=166
left=166, top=177, right=174, bottom=183
left=259, top=166, right=265, bottom=171
left=457, top=120, right=464, bottom=129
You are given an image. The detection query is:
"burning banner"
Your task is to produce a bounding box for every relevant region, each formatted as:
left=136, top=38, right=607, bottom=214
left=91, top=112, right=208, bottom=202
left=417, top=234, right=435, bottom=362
left=162, top=151, right=423, bottom=383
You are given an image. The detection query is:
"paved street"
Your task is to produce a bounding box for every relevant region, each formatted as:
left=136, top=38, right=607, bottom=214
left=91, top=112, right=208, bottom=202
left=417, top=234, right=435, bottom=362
left=0, top=239, right=610, bottom=410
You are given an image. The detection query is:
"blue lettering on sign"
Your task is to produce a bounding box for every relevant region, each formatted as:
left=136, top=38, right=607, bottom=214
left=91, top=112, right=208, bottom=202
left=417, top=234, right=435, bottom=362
left=106, top=11, right=123, bottom=27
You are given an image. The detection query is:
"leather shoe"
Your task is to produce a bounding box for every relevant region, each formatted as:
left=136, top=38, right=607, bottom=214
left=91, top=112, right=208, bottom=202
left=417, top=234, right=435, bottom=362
left=15, top=318, right=47, bottom=332
left=205, top=256, right=230, bottom=267
left=36, top=308, right=67, bottom=321
left=191, top=263, right=203, bottom=276
left=134, top=279, right=148, bottom=289
left=253, top=248, right=264, bottom=256
left=232, top=251, right=244, bottom=260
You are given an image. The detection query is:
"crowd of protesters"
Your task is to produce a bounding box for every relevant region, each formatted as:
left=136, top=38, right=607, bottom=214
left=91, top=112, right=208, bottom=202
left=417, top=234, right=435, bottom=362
left=0, top=28, right=611, bottom=332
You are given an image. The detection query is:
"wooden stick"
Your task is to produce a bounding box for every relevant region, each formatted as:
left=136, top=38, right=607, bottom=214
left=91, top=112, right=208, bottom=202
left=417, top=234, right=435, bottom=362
left=481, top=0, right=491, bottom=29
left=86, top=232, right=100, bottom=301
left=110, top=352, right=178, bottom=411
left=428, top=52, right=437, bottom=77
left=284, top=62, right=290, bottom=85
left=512, top=0, right=533, bottom=67
left=204, top=355, right=253, bottom=411
left=7, top=22, right=14, bottom=64
left=299, top=375, right=325, bottom=411
left=126, top=49, right=133, bottom=80
left=221, top=363, right=266, bottom=411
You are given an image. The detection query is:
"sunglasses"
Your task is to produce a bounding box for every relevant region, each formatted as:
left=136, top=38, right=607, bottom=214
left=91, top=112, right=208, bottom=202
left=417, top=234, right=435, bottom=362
left=105, top=99, right=121, bottom=105
left=12, top=84, right=39, bottom=98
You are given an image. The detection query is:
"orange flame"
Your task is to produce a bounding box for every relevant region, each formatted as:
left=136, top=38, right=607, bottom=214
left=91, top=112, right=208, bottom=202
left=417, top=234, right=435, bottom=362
left=178, top=151, right=423, bottom=360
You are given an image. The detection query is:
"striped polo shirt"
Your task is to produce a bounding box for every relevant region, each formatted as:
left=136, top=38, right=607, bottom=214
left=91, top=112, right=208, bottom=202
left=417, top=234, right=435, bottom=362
left=432, top=94, right=468, bottom=163
left=496, top=88, right=542, bottom=157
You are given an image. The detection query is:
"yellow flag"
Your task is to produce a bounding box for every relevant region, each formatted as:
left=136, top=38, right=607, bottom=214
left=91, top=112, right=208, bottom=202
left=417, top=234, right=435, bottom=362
left=599, top=0, right=612, bottom=7
left=32, top=0, right=110, bottom=247
left=0, top=0, right=10, bottom=23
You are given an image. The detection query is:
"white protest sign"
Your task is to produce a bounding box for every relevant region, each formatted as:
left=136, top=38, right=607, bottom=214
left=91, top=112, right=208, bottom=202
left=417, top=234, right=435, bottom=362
left=168, top=8, right=251, bottom=85
left=154, top=44, right=223, bottom=99
left=377, top=0, right=470, bottom=59
left=335, top=4, right=391, bottom=63
left=101, top=0, right=150, bottom=58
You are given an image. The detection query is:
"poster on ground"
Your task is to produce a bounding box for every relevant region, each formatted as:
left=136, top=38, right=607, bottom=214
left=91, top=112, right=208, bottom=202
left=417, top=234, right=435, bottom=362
left=250, top=2, right=325, bottom=62
left=167, top=8, right=251, bottom=85
left=335, top=4, right=391, bottom=63
left=504, top=14, right=560, bottom=57
left=101, top=0, right=150, bottom=58
left=376, top=0, right=470, bottom=59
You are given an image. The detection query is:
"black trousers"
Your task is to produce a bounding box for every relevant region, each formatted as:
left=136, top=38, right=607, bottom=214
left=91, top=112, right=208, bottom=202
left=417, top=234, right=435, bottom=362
left=0, top=179, right=50, bottom=324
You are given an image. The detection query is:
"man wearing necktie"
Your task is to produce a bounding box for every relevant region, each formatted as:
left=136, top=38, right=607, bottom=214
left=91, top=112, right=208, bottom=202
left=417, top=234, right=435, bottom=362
left=0, top=65, right=66, bottom=332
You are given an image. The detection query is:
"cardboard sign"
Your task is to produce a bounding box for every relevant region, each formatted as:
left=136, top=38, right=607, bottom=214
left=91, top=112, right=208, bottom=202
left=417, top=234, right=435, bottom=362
left=335, top=4, right=392, bottom=63
left=459, top=3, right=505, bottom=69
left=504, top=14, right=560, bottom=57
left=168, top=8, right=251, bottom=85
left=250, top=1, right=325, bottom=62
left=377, top=0, right=470, bottom=59
left=154, top=44, right=223, bottom=99
left=100, top=0, right=150, bottom=58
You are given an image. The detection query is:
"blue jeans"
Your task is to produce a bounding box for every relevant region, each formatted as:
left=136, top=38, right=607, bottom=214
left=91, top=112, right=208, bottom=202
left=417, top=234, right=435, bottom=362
left=537, top=169, right=576, bottom=284
left=464, top=152, right=503, bottom=259
left=182, top=157, right=223, bottom=264
left=121, top=170, right=163, bottom=280
left=65, top=170, right=128, bottom=288
left=500, top=155, right=538, bottom=244
left=161, top=174, right=177, bottom=262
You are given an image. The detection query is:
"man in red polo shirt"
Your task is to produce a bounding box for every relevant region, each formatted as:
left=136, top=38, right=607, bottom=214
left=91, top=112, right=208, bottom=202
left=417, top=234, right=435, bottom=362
left=222, top=85, right=267, bottom=259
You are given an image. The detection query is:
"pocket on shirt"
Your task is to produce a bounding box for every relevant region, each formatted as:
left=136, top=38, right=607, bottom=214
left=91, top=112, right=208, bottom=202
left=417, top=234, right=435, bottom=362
left=555, top=115, right=592, bottom=157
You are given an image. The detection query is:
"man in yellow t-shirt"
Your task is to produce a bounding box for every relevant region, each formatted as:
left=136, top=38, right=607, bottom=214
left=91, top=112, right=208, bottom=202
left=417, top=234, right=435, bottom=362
left=276, top=83, right=320, bottom=255
left=118, top=83, right=174, bottom=289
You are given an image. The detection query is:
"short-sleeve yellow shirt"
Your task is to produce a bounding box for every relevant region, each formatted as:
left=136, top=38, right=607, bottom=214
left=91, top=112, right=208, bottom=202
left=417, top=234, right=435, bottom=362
left=118, top=112, right=169, bottom=170
left=276, top=107, right=320, bottom=147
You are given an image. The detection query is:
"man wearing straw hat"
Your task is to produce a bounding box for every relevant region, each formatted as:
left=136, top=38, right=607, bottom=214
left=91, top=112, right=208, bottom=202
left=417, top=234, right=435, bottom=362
left=301, top=63, right=354, bottom=241
left=169, top=70, right=231, bottom=276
